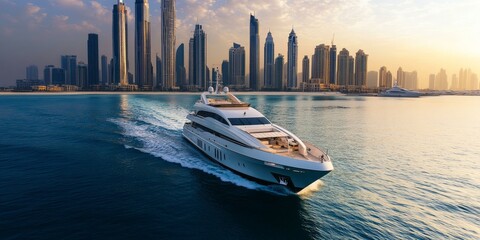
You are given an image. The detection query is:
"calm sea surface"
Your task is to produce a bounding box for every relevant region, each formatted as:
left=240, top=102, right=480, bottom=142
left=0, top=94, right=479, bottom=239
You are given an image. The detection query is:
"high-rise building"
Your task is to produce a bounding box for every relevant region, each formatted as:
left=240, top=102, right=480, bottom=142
left=229, top=43, right=246, bottom=87
left=61, top=55, right=77, bottom=85
left=329, top=44, right=337, bottom=85
left=264, top=31, right=274, bottom=89
left=249, top=14, right=260, bottom=90
left=206, top=66, right=211, bottom=86
left=221, top=60, right=229, bottom=86
left=212, top=67, right=218, bottom=84
left=366, top=71, right=378, bottom=89
left=379, top=66, right=387, bottom=88
left=161, top=0, right=176, bottom=89
left=188, top=38, right=194, bottom=87
left=191, top=24, right=207, bottom=90
left=87, top=33, right=99, bottom=88
left=274, top=54, right=284, bottom=90
left=26, top=65, right=38, bottom=80
left=135, top=0, right=153, bottom=90
left=101, top=55, right=108, bottom=85
left=336, top=48, right=350, bottom=86
left=429, top=74, right=435, bottom=90
left=43, top=65, right=55, bottom=85
left=435, top=68, right=448, bottom=90
left=348, top=56, right=354, bottom=86
left=155, top=54, right=162, bottom=87
left=404, top=71, right=418, bottom=90
left=52, top=68, right=66, bottom=85
left=451, top=74, right=458, bottom=90
left=311, top=44, right=330, bottom=84
left=386, top=71, right=393, bottom=88
left=175, top=43, right=186, bottom=88
left=354, top=49, right=368, bottom=86
left=287, top=29, right=298, bottom=89
left=397, top=67, right=405, bottom=87
left=77, top=62, right=88, bottom=89
left=113, top=1, right=129, bottom=86
left=302, top=56, right=310, bottom=83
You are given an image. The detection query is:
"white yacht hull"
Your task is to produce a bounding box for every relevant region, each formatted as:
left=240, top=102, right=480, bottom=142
left=183, top=124, right=333, bottom=192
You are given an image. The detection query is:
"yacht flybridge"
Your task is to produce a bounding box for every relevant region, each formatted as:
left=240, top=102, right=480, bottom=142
left=182, top=84, right=333, bottom=192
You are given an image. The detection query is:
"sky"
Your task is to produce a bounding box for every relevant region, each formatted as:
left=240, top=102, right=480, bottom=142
left=1, top=0, right=479, bottom=88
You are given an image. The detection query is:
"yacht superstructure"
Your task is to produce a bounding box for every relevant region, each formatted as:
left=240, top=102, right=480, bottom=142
left=182, top=85, right=333, bottom=192
left=379, top=83, right=421, bottom=97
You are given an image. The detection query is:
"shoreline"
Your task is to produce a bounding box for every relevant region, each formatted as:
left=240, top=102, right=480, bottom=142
left=0, top=91, right=345, bottom=96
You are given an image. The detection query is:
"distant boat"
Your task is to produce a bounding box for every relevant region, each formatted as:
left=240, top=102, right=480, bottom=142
left=182, top=81, right=333, bottom=192
left=379, top=83, right=421, bottom=97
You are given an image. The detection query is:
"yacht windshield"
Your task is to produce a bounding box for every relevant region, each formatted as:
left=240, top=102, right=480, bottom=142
left=228, top=117, right=271, bottom=125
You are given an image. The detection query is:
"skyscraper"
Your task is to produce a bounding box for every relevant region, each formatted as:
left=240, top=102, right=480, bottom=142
left=191, top=24, right=207, bottom=90
left=435, top=68, right=448, bottom=90
left=348, top=56, right=354, bottom=86
left=43, top=65, right=54, bottom=85
left=287, top=29, right=298, bottom=89
left=302, top=56, right=310, bottom=83
left=77, top=62, right=88, bottom=89
left=336, top=48, right=350, bottom=86
left=386, top=71, right=393, bottom=88
left=188, top=38, right=194, bottom=87
left=329, top=44, right=337, bottom=85
left=161, top=0, right=176, bottom=89
left=26, top=65, right=38, bottom=80
left=311, top=44, right=330, bottom=83
left=221, top=60, right=229, bottom=86
left=366, top=71, right=378, bottom=88
left=264, top=31, right=274, bottom=89
left=379, top=66, right=387, bottom=88
left=113, top=1, right=128, bottom=86
left=175, top=43, right=186, bottom=88
left=52, top=68, right=66, bottom=85
left=229, top=43, right=245, bottom=87
left=61, top=55, right=77, bottom=85
left=397, top=67, right=405, bottom=87
left=135, top=0, right=153, bottom=90
left=428, top=74, right=435, bottom=90
left=88, top=33, right=99, bottom=87
left=156, top=54, right=162, bottom=87
left=275, top=54, right=284, bottom=90
left=249, top=14, right=260, bottom=90
left=101, top=55, right=108, bottom=85
left=354, top=49, right=368, bottom=87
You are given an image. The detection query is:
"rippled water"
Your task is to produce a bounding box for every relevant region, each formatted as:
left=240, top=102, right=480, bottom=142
left=0, top=94, right=479, bottom=239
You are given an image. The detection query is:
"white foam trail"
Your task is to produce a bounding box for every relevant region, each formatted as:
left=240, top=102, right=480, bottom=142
left=110, top=96, right=295, bottom=195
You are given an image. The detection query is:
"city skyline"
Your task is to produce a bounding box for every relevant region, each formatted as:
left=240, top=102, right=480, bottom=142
left=0, top=0, right=479, bottom=88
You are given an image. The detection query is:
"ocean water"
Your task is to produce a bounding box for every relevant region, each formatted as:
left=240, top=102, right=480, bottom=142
left=0, top=93, right=479, bottom=239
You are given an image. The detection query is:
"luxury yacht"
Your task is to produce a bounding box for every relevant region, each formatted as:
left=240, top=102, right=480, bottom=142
left=182, top=85, right=333, bottom=192
left=379, top=84, right=421, bottom=97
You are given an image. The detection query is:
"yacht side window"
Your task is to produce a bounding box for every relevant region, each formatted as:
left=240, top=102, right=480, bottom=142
left=197, top=111, right=229, bottom=125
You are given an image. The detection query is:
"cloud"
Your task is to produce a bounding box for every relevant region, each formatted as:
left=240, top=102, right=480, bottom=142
left=25, top=3, right=47, bottom=25
left=52, top=15, right=99, bottom=32
left=91, top=1, right=109, bottom=18
left=52, top=0, right=85, bottom=9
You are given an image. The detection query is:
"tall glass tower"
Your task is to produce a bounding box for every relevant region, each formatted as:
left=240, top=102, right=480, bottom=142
left=161, top=0, right=176, bottom=89
left=264, top=31, right=274, bottom=88
left=135, top=0, right=153, bottom=90
left=287, top=29, right=298, bottom=89
left=113, top=0, right=128, bottom=86
left=249, top=14, right=259, bottom=90
left=88, top=33, right=99, bottom=87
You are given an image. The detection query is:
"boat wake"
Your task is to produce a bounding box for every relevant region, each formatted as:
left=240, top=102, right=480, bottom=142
left=110, top=96, right=297, bottom=196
